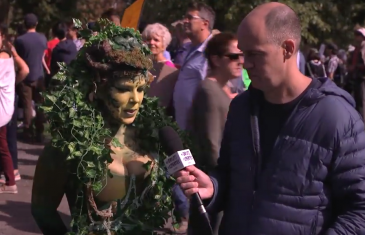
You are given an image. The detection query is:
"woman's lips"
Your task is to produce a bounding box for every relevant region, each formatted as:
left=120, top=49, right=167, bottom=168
left=123, top=109, right=137, bottom=117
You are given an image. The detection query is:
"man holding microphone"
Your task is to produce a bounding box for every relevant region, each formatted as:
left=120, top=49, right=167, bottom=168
left=175, top=2, right=365, bottom=235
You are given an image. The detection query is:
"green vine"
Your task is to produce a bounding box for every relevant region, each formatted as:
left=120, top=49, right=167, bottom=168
left=41, top=19, right=196, bottom=235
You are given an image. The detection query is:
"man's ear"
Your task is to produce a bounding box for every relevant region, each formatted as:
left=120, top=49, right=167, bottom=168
left=281, top=39, right=295, bottom=59
left=210, top=55, right=220, bottom=68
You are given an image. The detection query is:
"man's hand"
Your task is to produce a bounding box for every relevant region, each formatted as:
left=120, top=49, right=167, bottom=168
left=175, top=165, right=214, bottom=200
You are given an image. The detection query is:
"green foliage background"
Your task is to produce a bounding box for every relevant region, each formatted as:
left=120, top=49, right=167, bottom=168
left=1, top=0, right=365, bottom=46
left=141, top=0, right=365, bottom=47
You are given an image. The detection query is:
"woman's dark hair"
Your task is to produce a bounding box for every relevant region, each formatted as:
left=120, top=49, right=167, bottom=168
left=0, top=24, right=12, bottom=56
left=54, top=21, right=69, bottom=40
left=326, top=42, right=338, bottom=55
left=0, top=24, right=8, bottom=36
left=65, top=19, right=78, bottom=31
left=205, top=32, right=237, bottom=69
left=307, top=48, right=321, bottom=61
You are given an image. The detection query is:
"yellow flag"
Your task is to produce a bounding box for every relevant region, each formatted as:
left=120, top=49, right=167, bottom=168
left=121, top=0, right=145, bottom=29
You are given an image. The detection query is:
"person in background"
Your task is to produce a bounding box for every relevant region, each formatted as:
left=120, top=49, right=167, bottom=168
left=173, top=2, right=215, bottom=131
left=189, top=32, right=243, bottom=235
left=142, top=23, right=174, bottom=68
left=208, top=29, right=244, bottom=95
left=0, top=31, right=17, bottom=193
left=142, top=23, right=178, bottom=115
left=172, top=3, right=215, bottom=233
left=142, top=23, right=183, bottom=232
left=348, top=28, right=365, bottom=117
left=305, top=48, right=326, bottom=79
left=336, top=49, right=347, bottom=87
left=324, top=42, right=340, bottom=81
left=0, top=25, right=29, bottom=184
left=66, top=20, right=83, bottom=51
left=101, top=8, right=121, bottom=26
left=49, top=22, right=77, bottom=86
left=298, top=49, right=306, bottom=74
left=163, top=50, right=171, bottom=61
left=14, top=13, right=49, bottom=143
left=44, top=22, right=61, bottom=69
left=171, top=20, right=191, bottom=68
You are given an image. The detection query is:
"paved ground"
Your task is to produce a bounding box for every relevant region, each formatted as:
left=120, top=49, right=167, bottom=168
left=0, top=141, right=70, bottom=235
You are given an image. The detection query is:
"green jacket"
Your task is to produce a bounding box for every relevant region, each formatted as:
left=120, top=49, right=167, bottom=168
left=242, top=69, right=251, bottom=88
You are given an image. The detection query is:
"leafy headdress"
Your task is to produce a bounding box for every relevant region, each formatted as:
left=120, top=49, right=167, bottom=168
left=42, top=19, right=193, bottom=235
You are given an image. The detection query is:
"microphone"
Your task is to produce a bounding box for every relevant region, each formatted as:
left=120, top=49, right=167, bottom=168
left=159, top=126, right=213, bottom=235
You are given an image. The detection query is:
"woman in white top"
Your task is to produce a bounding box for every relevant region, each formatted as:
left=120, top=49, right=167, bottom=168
left=0, top=27, right=28, bottom=193
left=0, top=49, right=15, bottom=128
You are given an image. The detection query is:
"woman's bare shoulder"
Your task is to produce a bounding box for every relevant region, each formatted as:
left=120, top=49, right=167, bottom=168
left=0, top=51, right=10, bottom=58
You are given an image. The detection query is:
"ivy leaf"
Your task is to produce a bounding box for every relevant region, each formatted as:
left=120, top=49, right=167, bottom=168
left=69, top=108, right=76, bottom=118
left=151, top=129, right=158, bottom=138
left=87, top=162, right=95, bottom=168
left=111, top=137, right=124, bottom=148
left=73, top=18, right=83, bottom=29
left=142, top=161, right=152, bottom=171
left=92, top=181, right=103, bottom=192
left=86, top=169, right=96, bottom=178
left=74, top=151, right=83, bottom=157
left=45, top=94, right=57, bottom=103
left=68, top=143, right=75, bottom=153
left=72, top=120, right=82, bottom=127
left=66, top=154, right=74, bottom=160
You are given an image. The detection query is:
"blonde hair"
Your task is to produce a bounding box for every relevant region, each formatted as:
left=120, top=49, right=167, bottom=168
left=142, top=23, right=172, bottom=49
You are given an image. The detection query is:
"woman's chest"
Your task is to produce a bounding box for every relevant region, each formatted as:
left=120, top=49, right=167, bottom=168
left=108, top=143, right=154, bottom=177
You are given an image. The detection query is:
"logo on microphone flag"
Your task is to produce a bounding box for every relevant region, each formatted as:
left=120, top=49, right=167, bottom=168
left=164, top=149, right=195, bottom=174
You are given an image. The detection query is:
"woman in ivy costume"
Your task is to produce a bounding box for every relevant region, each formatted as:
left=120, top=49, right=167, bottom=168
left=31, top=19, right=192, bottom=235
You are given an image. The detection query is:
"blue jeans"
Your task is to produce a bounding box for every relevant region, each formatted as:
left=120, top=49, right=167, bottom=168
left=172, top=184, right=189, bottom=218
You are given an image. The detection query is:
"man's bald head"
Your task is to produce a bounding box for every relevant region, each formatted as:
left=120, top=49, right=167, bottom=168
left=264, top=4, right=301, bottom=52
left=237, top=3, right=304, bottom=92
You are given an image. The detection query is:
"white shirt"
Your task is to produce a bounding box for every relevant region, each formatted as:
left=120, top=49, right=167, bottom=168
left=0, top=57, right=15, bottom=127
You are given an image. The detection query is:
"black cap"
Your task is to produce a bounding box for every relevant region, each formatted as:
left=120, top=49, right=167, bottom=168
left=24, top=13, right=38, bottom=25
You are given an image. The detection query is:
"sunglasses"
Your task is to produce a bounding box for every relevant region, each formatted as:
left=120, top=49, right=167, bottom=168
left=224, top=53, right=244, bottom=60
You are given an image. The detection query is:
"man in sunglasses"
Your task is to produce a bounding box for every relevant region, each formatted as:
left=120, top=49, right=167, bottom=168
left=189, top=32, right=243, bottom=235
left=175, top=2, right=365, bottom=235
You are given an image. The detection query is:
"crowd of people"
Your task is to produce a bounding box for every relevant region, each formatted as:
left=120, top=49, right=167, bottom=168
left=1, top=1, right=365, bottom=234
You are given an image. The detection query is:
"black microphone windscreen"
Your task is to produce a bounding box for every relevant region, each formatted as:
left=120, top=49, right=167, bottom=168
left=159, top=126, right=184, bottom=155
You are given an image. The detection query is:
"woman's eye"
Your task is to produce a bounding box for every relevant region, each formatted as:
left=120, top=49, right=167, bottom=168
left=137, top=87, right=145, bottom=93
left=116, top=87, right=129, bottom=93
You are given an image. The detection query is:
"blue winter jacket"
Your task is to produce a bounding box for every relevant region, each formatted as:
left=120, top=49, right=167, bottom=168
left=207, top=78, right=365, bottom=235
